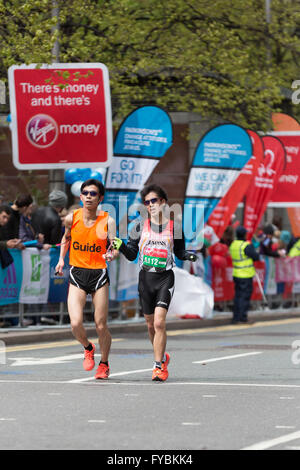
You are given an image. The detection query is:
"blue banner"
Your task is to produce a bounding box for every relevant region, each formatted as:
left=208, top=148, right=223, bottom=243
left=0, top=249, right=23, bottom=305
left=48, top=249, right=70, bottom=303
left=184, top=123, right=252, bottom=245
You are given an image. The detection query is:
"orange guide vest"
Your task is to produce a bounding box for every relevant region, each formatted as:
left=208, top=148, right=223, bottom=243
left=69, top=208, right=108, bottom=269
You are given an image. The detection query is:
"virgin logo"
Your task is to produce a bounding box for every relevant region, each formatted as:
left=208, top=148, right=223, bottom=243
left=257, top=149, right=276, bottom=177
left=26, top=114, right=58, bottom=148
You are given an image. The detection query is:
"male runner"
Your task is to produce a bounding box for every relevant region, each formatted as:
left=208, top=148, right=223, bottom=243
left=113, top=184, right=197, bottom=382
left=55, top=179, right=117, bottom=379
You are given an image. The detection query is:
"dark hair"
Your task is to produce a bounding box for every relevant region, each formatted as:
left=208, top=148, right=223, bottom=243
left=81, top=179, right=105, bottom=197
left=0, top=204, right=12, bottom=215
left=140, top=184, right=168, bottom=203
left=15, top=193, right=33, bottom=208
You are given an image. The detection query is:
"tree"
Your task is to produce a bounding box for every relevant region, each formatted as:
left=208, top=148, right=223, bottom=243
left=1, top=0, right=300, bottom=130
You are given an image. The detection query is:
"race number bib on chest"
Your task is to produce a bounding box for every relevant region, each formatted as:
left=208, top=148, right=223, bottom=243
left=143, top=246, right=168, bottom=268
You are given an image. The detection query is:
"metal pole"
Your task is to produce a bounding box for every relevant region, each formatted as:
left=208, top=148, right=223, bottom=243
left=49, top=0, right=65, bottom=192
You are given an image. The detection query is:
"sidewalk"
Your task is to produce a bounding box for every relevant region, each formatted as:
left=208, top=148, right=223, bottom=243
left=1, top=308, right=300, bottom=346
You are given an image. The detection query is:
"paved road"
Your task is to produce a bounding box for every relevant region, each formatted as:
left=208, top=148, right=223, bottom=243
left=1, top=317, right=300, bottom=453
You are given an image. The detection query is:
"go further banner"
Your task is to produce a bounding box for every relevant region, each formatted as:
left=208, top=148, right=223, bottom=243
left=104, top=106, right=173, bottom=301
left=8, top=63, right=112, bottom=169
left=269, top=113, right=300, bottom=206
left=184, top=123, right=252, bottom=245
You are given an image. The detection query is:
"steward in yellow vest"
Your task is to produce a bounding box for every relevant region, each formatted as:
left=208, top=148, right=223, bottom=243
left=288, top=239, right=300, bottom=257
left=229, top=226, right=259, bottom=324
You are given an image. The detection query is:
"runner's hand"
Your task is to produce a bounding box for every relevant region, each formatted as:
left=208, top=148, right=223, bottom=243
left=187, top=252, right=198, bottom=262
left=113, top=237, right=123, bottom=250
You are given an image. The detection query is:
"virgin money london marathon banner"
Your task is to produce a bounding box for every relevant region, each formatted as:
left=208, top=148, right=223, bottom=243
left=269, top=113, right=300, bottom=206
left=103, top=106, right=173, bottom=301
left=19, top=249, right=51, bottom=304
left=0, top=248, right=69, bottom=306
left=184, top=124, right=252, bottom=246
left=8, top=63, right=112, bottom=169
left=208, top=129, right=264, bottom=239
left=243, top=135, right=286, bottom=239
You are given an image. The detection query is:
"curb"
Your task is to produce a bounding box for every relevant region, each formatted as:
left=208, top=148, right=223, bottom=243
left=1, top=309, right=300, bottom=346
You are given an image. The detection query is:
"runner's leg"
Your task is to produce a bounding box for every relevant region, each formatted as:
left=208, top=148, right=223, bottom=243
left=144, top=313, right=155, bottom=345
left=92, top=283, right=111, bottom=362
left=152, top=306, right=168, bottom=363
left=67, top=284, right=89, bottom=347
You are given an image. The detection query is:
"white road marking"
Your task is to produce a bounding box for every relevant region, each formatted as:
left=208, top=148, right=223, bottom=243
left=202, top=395, right=216, bottom=398
left=182, top=422, right=201, bottom=426
left=193, top=352, right=262, bottom=364
left=276, top=426, right=295, bottom=429
left=88, top=420, right=106, bottom=423
left=242, top=430, right=300, bottom=450
left=68, top=368, right=153, bottom=383
left=9, top=353, right=101, bottom=367
left=1, top=379, right=300, bottom=389
left=279, top=397, right=294, bottom=400
left=0, top=418, right=16, bottom=421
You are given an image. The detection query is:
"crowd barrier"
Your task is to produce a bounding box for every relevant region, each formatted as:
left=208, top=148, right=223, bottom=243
left=208, top=255, right=300, bottom=312
left=1, top=248, right=300, bottom=327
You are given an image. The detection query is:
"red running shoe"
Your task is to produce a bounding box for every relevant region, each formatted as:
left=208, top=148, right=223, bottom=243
left=83, top=343, right=96, bottom=371
left=95, top=362, right=110, bottom=380
left=162, top=353, right=170, bottom=372
left=152, top=367, right=168, bottom=382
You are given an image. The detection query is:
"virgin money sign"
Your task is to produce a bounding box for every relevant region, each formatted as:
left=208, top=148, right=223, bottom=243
left=208, top=129, right=263, bottom=239
left=243, top=135, right=286, bottom=239
left=269, top=113, right=300, bottom=206
left=8, top=63, right=112, bottom=169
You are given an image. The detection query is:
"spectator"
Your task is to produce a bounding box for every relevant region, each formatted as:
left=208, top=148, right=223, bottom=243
left=19, top=203, right=51, bottom=250
left=31, top=190, right=68, bottom=245
left=1, top=193, right=33, bottom=240
left=0, top=204, right=24, bottom=327
left=260, top=224, right=286, bottom=258
left=0, top=204, right=24, bottom=267
left=229, top=226, right=260, bottom=324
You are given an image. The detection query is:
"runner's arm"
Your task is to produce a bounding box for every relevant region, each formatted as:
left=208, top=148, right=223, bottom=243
left=113, top=222, right=141, bottom=261
left=105, top=216, right=118, bottom=261
left=173, top=225, right=198, bottom=262
left=55, top=212, right=72, bottom=275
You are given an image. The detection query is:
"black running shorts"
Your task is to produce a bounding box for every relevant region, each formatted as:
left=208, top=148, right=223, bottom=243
left=69, top=266, right=109, bottom=294
left=138, top=269, right=175, bottom=315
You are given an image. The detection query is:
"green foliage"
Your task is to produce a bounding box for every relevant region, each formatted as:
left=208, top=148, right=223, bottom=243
left=1, top=0, right=300, bottom=130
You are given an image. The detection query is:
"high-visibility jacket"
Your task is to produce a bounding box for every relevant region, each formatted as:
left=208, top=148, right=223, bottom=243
left=229, top=240, right=256, bottom=278
left=69, top=208, right=108, bottom=269
left=289, top=239, right=300, bottom=257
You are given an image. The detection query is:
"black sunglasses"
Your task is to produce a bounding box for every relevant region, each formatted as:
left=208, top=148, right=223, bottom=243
left=81, top=190, right=99, bottom=197
left=144, top=197, right=160, bottom=206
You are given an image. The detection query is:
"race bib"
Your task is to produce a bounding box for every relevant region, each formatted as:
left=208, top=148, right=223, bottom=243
left=143, top=247, right=168, bottom=268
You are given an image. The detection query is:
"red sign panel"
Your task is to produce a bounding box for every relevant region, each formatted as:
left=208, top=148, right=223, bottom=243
left=8, top=63, right=112, bottom=169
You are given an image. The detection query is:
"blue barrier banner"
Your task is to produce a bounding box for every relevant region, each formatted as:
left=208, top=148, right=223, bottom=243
left=184, top=123, right=252, bottom=245
left=0, top=249, right=23, bottom=305
left=48, top=249, right=70, bottom=303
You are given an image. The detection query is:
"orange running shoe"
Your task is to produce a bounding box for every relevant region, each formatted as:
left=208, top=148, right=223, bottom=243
left=162, top=353, right=170, bottom=372
left=83, top=343, right=96, bottom=371
left=152, top=367, right=168, bottom=382
left=95, top=362, right=110, bottom=380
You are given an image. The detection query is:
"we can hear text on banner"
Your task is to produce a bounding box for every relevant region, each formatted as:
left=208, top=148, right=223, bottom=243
left=184, top=123, right=253, bottom=247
